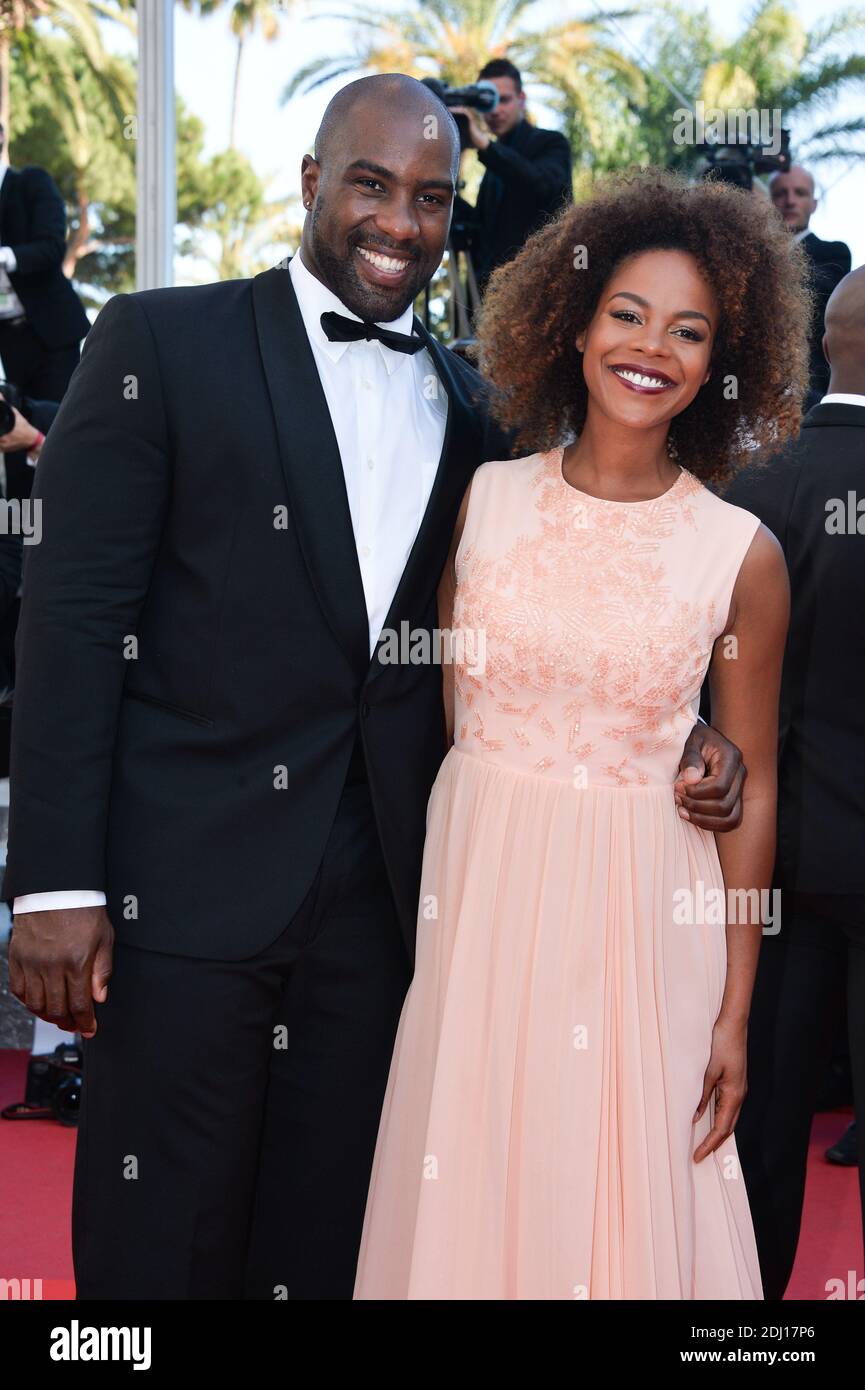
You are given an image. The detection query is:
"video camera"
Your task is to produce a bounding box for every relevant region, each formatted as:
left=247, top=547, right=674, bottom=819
left=699, top=129, right=791, bottom=191
left=421, top=77, right=499, bottom=153
left=0, top=379, right=25, bottom=437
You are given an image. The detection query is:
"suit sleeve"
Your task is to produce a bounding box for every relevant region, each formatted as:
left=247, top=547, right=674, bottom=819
left=478, top=131, right=572, bottom=203
left=453, top=356, right=518, bottom=461
left=7, top=168, right=68, bottom=278
left=24, top=399, right=63, bottom=430
left=721, top=452, right=801, bottom=551
left=5, top=292, right=171, bottom=898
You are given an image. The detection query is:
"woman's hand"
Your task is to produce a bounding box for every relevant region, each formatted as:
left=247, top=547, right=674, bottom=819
left=692, top=1014, right=748, bottom=1162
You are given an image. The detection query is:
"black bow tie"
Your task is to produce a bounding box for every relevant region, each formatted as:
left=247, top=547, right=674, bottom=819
left=320, top=310, right=424, bottom=356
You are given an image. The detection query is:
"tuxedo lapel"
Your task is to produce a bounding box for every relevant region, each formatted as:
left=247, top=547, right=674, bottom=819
left=253, top=261, right=469, bottom=689
left=251, top=262, right=370, bottom=678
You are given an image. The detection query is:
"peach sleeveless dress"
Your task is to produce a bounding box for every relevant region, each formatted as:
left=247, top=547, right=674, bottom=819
left=354, top=447, right=764, bottom=1300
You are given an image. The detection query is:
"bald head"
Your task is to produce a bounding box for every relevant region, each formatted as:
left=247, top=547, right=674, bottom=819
left=777, top=164, right=815, bottom=196
left=823, top=265, right=865, bottom=395
left=314, top=74, right=460, bottom=176
left=770, top=164, right=817, bottom=232
left=298, top=72, right=461, bottom=323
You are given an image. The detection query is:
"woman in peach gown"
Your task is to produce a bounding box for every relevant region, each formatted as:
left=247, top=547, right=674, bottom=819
left=354, top=170, right=811, bottom=1299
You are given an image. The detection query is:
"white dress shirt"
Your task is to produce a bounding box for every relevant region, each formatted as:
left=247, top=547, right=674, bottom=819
left=288, top=250, right=447, bottom=657
left=0, top=159, right=23, bottom=318
left=820, top=393, right=865, bottom=408
left=13, top=249, right=448, bottom=917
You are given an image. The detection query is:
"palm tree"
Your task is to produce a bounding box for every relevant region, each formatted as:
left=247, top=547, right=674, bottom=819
left=637, top=0, right=865, bottom=173
left=16, top=33, right=137, bottom=277
left=185, top=147, right=300, bottom=280
left=180, top=0, right=288, bottom=149
left=0, top=0, right=134, bottom=137
left=279, top=0, right=646, bottom=170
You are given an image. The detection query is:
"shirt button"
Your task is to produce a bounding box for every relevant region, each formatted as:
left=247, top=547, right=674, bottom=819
left=362, top=379, right=372, bottom=390
left=366, top=455, right=375, bottom=470
left=361, top=545, right=371, bottom=558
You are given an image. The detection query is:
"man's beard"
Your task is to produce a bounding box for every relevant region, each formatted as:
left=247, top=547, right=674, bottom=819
left=309, top=202, right=427, bottom=323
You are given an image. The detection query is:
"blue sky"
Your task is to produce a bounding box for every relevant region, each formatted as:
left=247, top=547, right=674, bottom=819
left=166, top=0, right=864, bottom=269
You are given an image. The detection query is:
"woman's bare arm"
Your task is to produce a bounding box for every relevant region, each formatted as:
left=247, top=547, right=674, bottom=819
left=693, top=521, right=789, bottom=1160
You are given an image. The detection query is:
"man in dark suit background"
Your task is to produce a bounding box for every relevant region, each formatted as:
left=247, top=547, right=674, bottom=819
left=0, top=394, right=59, bottom=765
left=451, top=58, right=572, bottom=297
left=0, top=121, right=90, bottom=501
left=725, top=266, right=865, bottom=1300
left=769, top=165, right=851, bottom=411
left=4, top=73, right=747, bottom=1300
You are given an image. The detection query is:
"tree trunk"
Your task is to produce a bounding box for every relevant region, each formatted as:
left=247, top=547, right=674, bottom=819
left=0, top=30, right=10, bottom=138
left=63, top=186, right=91, bottom=278
left=229, top=34, right=244, bottom=150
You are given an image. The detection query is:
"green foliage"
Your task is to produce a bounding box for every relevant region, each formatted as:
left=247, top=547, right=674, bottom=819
left=637, top=0, right=865, bottom=177
left=280, top=0, right=865, bottom=188
left=7, top=19, right=283, bottom=295
left=4, top=0, right=863, bottom=295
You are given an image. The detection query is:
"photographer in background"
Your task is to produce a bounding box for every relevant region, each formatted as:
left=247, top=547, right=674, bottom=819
left=0, top=382, right=57, bottom=501
left=770, top=165, right=851, bottom=411
left=0, top=122, right=90, bottom=423
left=451, top=59, right=572, bottom=298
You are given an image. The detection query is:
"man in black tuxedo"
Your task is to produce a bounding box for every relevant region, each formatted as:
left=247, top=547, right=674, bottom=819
left=4, top=73, right=747, bottom=1300
left=769, top=165, right=851, bottom=412
left=725, top=266, right=865, bottom=1300
left=451, top=58, right=572, bottom=297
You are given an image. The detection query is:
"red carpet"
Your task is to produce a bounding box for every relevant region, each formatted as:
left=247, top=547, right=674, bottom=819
left=1, top=1050, right=77, bottom=1299
left=0, top=1048, right=859, bottom=1300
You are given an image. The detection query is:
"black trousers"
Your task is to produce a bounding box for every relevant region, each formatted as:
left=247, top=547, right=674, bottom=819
left=72, top=763, right=413, bottom=1299
left=736, top=905, right=865, bottom=1300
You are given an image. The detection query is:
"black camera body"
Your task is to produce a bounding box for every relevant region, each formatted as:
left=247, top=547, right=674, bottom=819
left=699, top=130, right=792, bottom=191
left=420, top=77, right=499, bottom=152
left=0, top=378, right=25, bottom=438
left=24, top=1042, right=83, bottom=1126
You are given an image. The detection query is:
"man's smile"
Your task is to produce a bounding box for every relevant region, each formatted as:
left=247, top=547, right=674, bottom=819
left=354, top=243, right=415, bottom=285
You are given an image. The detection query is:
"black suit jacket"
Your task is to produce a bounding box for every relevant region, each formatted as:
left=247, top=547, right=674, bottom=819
left=3, top=261, right=513, bottom=962
left=722, top=401, right=865, bottom=901
left=799, top=231, right=851, bottom=406
left=454, top=119, right=572, bottom=289
left=0, top=165, right=90, bottom=349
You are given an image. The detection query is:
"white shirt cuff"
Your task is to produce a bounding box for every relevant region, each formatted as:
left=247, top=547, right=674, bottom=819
left=0, top=246, right=16, bottom=272
left=13, top=890, right=107, bottom=914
